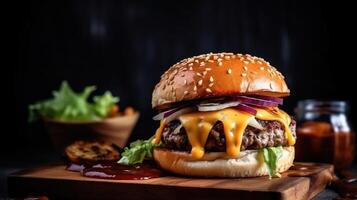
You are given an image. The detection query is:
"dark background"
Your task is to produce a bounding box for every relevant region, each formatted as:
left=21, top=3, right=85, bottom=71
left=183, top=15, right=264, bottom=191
left=5, top=0, right=357, bottom=197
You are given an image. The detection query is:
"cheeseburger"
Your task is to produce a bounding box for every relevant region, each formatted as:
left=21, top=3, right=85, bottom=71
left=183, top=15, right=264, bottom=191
left=151, top=53, right=296, bottom=177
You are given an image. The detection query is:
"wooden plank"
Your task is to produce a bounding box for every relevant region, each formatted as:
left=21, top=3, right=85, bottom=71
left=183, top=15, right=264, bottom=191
left=7, top=162, right=333, bottom=200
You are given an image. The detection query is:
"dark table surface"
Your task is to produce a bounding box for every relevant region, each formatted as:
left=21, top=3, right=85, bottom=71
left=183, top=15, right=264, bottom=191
left=0, top=150, right=354, bottom=199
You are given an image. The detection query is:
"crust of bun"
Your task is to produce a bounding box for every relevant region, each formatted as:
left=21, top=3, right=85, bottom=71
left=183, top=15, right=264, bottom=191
left=153, top=146, right=294, bottom=177
left=152, top=53, right=290, bottom=109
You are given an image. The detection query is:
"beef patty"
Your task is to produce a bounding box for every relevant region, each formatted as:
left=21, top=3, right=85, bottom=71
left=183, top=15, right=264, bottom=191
left=161, top=119, right=296, bottom=152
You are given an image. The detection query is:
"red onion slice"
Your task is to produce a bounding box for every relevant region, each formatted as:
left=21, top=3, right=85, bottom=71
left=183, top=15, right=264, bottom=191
left=233, top=96, right=281, bottom=107
left=153, top=106, right=195, bottom=122
left=197, top=101, right=240, bottom=112
left=252, top=95, right=283, bottom=105
left=153, top=95, right=282, bottom=121
left=165, top=107, right=195, bottom=123
left=235, top=104, right=257, bottom=115
left=152, top=107, right=179, bottom=120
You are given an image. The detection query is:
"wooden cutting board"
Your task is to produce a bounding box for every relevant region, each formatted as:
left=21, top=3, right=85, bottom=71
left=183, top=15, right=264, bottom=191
left=8, top=162, right=333, bottom=200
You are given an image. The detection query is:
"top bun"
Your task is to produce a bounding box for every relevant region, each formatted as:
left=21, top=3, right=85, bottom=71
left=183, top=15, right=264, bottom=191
left=152, top=53, right=290, bottom=109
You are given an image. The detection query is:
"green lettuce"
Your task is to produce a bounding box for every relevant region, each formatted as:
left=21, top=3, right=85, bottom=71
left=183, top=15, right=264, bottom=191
left=28, top=81, right=119, bottom=122
left=118, top=137, right=160, bottom=165
left=260, top=146, right=284, bottom=178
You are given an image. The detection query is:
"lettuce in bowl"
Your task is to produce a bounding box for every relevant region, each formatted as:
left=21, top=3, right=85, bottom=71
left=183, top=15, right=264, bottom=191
left=29, top=81, right=119, bottom=122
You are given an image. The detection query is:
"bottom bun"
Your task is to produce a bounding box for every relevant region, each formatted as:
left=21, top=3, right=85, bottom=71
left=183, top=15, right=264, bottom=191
left=153, top=146, right=294, bottom=177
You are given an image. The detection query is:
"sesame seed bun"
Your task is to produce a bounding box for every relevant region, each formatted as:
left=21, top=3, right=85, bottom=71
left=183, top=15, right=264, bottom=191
left=152, top=53, right=290, bottom=109
left=153, top=146, right=294, bottom=177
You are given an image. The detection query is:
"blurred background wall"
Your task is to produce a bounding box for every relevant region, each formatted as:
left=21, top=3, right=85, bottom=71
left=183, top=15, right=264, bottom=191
left=11, top=0, right=356, bottom=157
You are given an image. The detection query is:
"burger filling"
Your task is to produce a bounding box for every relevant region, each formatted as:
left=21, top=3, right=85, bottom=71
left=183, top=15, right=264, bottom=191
left=162, top=119, right=296, bottom=152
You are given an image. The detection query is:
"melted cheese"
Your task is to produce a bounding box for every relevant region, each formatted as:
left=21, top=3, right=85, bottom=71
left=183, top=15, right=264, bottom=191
left=152, top=107, right=295, bottom=159
left=177, top=109, right=253, bottom=159
left=152, top=119, right=166, bottom=144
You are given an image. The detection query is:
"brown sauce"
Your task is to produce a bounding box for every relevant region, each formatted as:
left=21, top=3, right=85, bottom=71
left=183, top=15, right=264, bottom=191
left=66, top=161, right=163, bottom=180
left=295, top=122, right=355, bottom=171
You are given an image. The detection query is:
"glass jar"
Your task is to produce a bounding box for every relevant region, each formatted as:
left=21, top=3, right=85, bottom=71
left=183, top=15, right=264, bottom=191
left=295, top=100, right=355, bottom=171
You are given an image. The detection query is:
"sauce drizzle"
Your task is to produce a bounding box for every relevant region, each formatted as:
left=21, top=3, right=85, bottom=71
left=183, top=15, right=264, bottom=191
left=67, top=161, right=163, bottom=180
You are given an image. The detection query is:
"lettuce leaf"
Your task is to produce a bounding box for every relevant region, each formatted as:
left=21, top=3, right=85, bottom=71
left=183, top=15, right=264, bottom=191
left=28, top=81, right=119, bottom=122
left=93, top=91, right=119, bottom=118
left=118, top=137, right=160, bottom=165
left=260, top=146, right=283, bottom=178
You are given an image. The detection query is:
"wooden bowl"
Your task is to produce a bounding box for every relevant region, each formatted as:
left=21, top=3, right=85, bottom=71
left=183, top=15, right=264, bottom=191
left=44, top=112, right=140, bottom=153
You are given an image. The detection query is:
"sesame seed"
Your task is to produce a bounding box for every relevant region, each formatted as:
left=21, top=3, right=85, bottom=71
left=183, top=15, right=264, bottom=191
left=260, top=66, right=265, bottom=70
left=195, top=60, right=199, bottom=63
left=205, top=68, right=212, bottom=71
left=198, top=79, right=203, bottom=86
left=189, top=67, right=193, bottom=70
left=184, top=91, right=188, bottom=95
left=209, top=76, right=214, bottom=82
left=209, top=83, right=214, bottom=87
left=217, top=58, right=223, bottom=62
left=241, top=73, right=247, bottom=77
left=243, top=66, right=248, bottom=71
left=208, top=60, right=214, bottom=63
left=218, top=62, right=223, bottom=66
left=181, top=74, right=185, bottom=77
left=243, top=61, right=249, bottom=65
left=232, top=55, right=236, bottom=59
left=202, top=71, right=207, bottom=76
left=224, top=56, right=230, bottom=60
left=257, top=61, right=262, bottom=65
left=220, top=53, right=224, bottom=58
left=240, top=57, right=244, bottom=61
left=206, top=88, right=212, bottom=93
left=197, top=72, right=202, bottom=77
left=227, top=68, right=232, bottom=74
left=184, top=80, right=187, bottom=85
left=193, top=85, right=197, bottom=91
left=213, top=55, right=218, bottom=60
left=200, top=62, right=205, bottom=66
left=205, top=56, right=210, bottom=61
left=188, top=63, right=193, bottom=66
